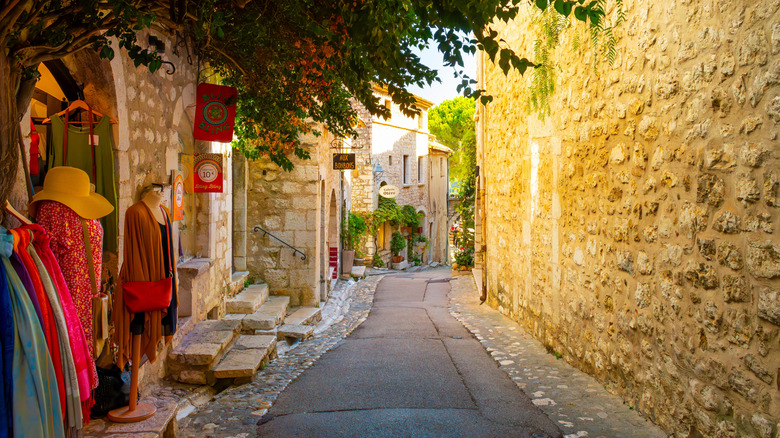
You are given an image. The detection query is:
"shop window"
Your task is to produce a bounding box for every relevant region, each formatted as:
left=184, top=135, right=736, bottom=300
left=389, top=155, right=393, bottom=166
left=417, top=156, right=423, bottom=183
left=403, top=155, right=410, bottom=185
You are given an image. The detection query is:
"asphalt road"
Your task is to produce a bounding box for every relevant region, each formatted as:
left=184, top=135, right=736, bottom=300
left=257, top=272, right=562, bottom=438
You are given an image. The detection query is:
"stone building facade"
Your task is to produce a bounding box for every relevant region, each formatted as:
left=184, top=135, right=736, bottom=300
left=243, top=128, right=345, bottom=306
left=476, top=1, right=780, bottom=436
left=6, top=30, right=236, bottom=389
left=350, top=86, right=451, bottom=266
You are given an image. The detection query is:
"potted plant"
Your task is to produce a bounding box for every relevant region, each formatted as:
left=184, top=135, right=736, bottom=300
left=342, top=212, right=367, bottom=274
left=390, top=231, right=406, bottom=263
left=354, top=249, right=366, bottom=266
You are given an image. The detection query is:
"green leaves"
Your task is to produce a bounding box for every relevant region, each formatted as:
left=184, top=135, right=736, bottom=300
left=536, top=0, right=548, bottom=11
left=554, top=0, right=573, bottom=17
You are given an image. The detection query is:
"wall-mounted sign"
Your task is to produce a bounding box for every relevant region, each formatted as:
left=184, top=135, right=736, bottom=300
left=171, top=171, right=185, bottom=221
left=378, top=184, right=399, bottom=198
left=194, top=153, right=224, bottom=192
left=194, top=83, right=237, bottom=142
left=333, top=153, right=356, bottom=170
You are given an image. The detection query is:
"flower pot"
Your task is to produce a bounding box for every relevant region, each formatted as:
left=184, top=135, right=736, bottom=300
left=342, top=250, right=355, bottom=275
left=354, top=258, right=365, bottom=266
left=392, top=255, right=404, bottom=263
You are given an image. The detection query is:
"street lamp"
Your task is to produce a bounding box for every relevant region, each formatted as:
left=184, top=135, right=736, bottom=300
left=372, top=162, right=384, bottom=181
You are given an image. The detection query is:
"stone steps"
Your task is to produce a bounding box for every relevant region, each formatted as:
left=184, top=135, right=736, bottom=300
left=212, top=335, right=277, bottom=382
left=277, top=324, right=315, bottom=341
left=284, top=306, right=322, bottom=326
left=225, top=283, right=269, bottom=314
left=168, top=288, right=326, bottom=388
left=168, top=319, right=242, bottom=385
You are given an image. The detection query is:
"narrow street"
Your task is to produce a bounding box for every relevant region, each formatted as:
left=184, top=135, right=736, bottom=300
left=257, top=271, right=559, bottom=437
left=179, top=269, right=666, bottom=437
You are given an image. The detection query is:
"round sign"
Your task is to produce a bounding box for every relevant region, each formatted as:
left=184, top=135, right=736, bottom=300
left=379, top=184, right=399, bottom=198
left=174, top=176, right=184, bottom=208
left=202, top=101, right=228, bottom=126
left=197, top=161, right=220, bottom=183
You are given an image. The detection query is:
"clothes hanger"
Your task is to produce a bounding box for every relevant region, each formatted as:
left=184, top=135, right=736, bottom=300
left=4, top=201, right=32, bottom=225
left=41, top=100, right=118, bottom=124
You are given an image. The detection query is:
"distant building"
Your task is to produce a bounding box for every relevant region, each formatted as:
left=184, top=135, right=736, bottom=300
left=349, top=85, right=450, bottom=266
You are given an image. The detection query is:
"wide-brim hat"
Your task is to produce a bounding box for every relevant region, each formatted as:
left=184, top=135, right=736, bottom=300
left=29, top=166, right=114, bottom=220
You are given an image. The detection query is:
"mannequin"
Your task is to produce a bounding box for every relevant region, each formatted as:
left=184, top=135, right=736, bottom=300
left=141, top=185, right=166, bottom=225
left=109, top=183, right=175, bottom=423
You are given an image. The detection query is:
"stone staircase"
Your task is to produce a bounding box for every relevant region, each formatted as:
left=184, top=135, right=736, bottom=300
left=168, top=282, right=323, bottom=386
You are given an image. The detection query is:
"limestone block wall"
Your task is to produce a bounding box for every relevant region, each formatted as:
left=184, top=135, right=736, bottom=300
left=247, top=129, right=340, bottom=306
left=479, top=1, right=780, bottom=436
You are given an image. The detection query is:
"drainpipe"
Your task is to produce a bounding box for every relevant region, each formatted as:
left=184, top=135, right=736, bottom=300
left=476, top=50, right=487, bottom=303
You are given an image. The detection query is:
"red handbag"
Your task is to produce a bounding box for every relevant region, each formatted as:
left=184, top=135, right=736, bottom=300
left=123, top=207, right=174, bottom=313
left=122, top=277, right=172, bottom=313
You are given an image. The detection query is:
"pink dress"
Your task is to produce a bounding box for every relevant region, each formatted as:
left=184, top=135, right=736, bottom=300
left=36, top=201, right=102, bottom=364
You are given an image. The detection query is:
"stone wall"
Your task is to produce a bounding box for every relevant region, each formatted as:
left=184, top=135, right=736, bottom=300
left=478, top=1, right=780, bottom=436
left=246, top=128, right=342, bottom=306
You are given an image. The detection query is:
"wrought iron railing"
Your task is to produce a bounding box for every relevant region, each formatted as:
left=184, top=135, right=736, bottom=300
left=253, top=225, right=307, bottom=260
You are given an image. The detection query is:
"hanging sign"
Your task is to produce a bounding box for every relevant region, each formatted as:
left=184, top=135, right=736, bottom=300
left=333, top=153, right=356, bottom=170
left=171, top=171, right=185, bottom=221
left=194, top=153, right=224, bottom=193
left=378, top=184, right=399, bottom=198
left=194, top=83, right=237, bottom=142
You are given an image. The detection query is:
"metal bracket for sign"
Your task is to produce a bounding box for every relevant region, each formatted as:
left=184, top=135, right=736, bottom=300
left=330, top=137, right=364, bottom=150
left=253, top=225, right=307, bottom=260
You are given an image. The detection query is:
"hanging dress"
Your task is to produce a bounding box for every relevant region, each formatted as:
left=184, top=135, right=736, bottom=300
left=49, top=114, right=119, bottom=253
left=36, top=201, right=102, bottom=364
left=24, top=234, right=82, bottom=433
left=26, top=224, right=97, bottom=424
left=0, top=231, right=14, bottom=437
left=114, top=202, right=177, bottom=368
left=9, top=229, right=66, bottom=420
left=1, top=226, right=65, bottom=438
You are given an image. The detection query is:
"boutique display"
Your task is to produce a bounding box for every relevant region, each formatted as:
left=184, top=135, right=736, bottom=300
left=109, top=186, right=178, bottom=422
left=0, top=166, right=114, bottom=436
left=45, top=102, right=119, bottom=253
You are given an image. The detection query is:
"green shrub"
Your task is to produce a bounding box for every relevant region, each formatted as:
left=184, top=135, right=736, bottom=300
left=372, top=253, right=384, bottom=267
left=390, top=231, right=406, bottom=257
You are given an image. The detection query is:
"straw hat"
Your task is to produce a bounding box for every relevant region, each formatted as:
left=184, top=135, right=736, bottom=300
left=29, top=167, right=114, bottom=219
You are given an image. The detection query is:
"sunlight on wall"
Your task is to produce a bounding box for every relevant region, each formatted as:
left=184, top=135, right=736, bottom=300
left=530, top=140, right=539, bottom=220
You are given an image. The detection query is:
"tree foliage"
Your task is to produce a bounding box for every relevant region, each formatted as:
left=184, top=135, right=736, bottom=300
left=0, top=0, right=603, bottom=205
left=428, top=96, right=476, bottom=188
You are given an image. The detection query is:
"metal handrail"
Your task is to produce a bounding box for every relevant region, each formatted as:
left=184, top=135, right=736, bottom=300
left=253, top=225, right=307, bottom=260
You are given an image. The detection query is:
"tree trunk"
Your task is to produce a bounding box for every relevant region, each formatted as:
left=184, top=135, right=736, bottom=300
left=0, top=49, right=21, bottom=212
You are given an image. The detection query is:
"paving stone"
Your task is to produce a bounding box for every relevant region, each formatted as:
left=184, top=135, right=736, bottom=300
left=213, top=350, right=264, bottom=379
left=351, top=266, right=366, bottom=277
left=234, top=334, right=277, bottom=351
left=243, top=296, right=290, bottom=331
left=191, top=319, right=242, bottom=334
left=226, top=283, right=269, bottom=314
left=277, top=324, right=315, bottom=340
left=284, top=306, right=322, bottom=326
left=171, top=329, right=236, bottom=366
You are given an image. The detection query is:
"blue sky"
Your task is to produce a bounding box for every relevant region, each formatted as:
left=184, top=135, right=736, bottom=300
left=407, top=46, right=476, bottom=107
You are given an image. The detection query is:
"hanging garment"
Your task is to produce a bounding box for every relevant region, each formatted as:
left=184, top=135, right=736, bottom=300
left=25, top=238, right=82, bottom=433
left=49, top=115, right=118, bottom=253
left=1, top=226, right=65, bottom=438
left=36, top=201, right=102, bottom=364
left=0, top=231, right=13, bottom=437
left=8, top=254, right=42, bottom=325
left=8, top=229, right=66, bottom=420
left=30, top=120, right=40, bottom=176
left=159, top=216, right=178, bottom=338
left=114, top=202, right=177, bottom=368
left=26, top=225, right=97, bottom=423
